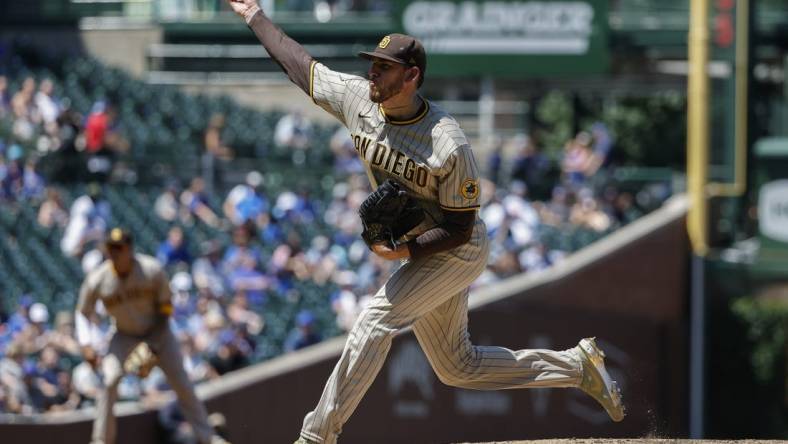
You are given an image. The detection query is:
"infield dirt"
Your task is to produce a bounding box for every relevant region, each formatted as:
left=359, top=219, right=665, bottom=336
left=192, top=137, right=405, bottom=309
left=457, top=440, right=781, bottom=444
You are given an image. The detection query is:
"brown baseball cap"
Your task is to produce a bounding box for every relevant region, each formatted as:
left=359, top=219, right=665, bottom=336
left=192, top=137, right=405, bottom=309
left=359, top=34, right=427, bottom=81
left=105, top=227, right=133, bottom=246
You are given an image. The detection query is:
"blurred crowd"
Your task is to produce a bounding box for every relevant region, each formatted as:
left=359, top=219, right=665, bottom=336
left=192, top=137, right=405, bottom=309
left=0, top=72, right=671, bottom=415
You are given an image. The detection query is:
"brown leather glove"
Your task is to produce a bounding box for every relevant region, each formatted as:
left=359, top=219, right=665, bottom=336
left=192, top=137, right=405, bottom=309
left=124, top=342, right=158, bottom=378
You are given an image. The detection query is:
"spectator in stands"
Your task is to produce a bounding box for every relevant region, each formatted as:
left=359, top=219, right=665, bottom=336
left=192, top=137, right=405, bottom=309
left=72, top=351, right=101, bottom=407
left=0, top=155, right=8, bottom=202
left=11, top=76, right=36, bottom=116
left=274, top=109, right=313, bottom=151
left=510, top=134, right=551, bottom=200
left=169, top=271, right=195, bottom=335
left=0, top=308, right=9, bottom=353
left=539, top=185, right=571, bottom=227
left=253, top=209, right=282, bottom=245
left=611, top=191, right=641, bottom=225
left=83, top=101, right=129, bottom=182
left=329, top=127, right=364, bottom=174
left=561, top=131, right=597, bottom=187
left=590, top=122, right=613, bottom=171
left=30, top=345, right=78, bottom=411
left=204, top=113, right=234, bottom=161
left=22, top=158, right=45, bottom=201
left=157, top=225, right=192, bottom=267
left=203, top=113, right=234, bottom=189
left=11, top=76, right=37, bottom=141
left=192, top=240, right=230, bottom=299
left=284, top=310, right=322, bottom=352
left=60, top=182, right=110, bottom=258
left=154, top=180, right=182, bottom=223
left=34, top=78, right=61, bottom=127
left=49, top=107, right=87, bottom=182
left=354, top=252, right=394, bottom=296
left=0, top=342, right=31, bottom=414
left=222, top=225, right=262, bottom=276
left=500, top=181, right=540, bottom=248
left=228, top=255, right=269, bottom=306
left=486, top=137, right=504, bottom=186
left=180, top=176, right=221, bottom=228
left=330, top=271, right=370, bottom=333
left=0, top=75, right=10, bottom=117
left=38, top=187, right=69, bottom=229
left=226, top=292, right=264, bottom=335
left=323, top=205, right=355, bottom=247
left=16, top=302, right=51, bottom=355
left=0, top=145, right=24, bottom=201
left=480, top=187, right=505, bottom=237
left=487, top=249, right=522, bottom=279
left=194, top=308, right=226, bottom=356
left=266, top=232, right=303, bottom=279
left=569, top=189, right=612, bottom=233
left=223, top=171, right=269, bottom=227
left=208, top=328, right=251, bottom=376
left=179, top=334, right=217, bottom=383
left=518, top=241, right=556, bottom=273
left=46, top=311, right=80, bottom=357
left=273, top=188, right=316, bottom=226
left=5, top=296, right=33, bottom=340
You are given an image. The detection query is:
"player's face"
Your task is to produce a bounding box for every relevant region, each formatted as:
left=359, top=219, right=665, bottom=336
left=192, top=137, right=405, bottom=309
left=368, top=60, right=407, bottom=103
left=106, top=243, right=133, bottom=274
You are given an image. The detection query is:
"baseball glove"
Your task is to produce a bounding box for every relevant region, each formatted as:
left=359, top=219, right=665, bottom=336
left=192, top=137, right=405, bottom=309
left=359, top=179, right=424, bottom=248
left=124, top=342, right=158, bottom=378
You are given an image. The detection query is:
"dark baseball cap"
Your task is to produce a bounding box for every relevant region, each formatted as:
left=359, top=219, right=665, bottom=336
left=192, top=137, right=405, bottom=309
left=359, top=34, right=427, bottom=79
left=105, top=227, right=133, bottom=246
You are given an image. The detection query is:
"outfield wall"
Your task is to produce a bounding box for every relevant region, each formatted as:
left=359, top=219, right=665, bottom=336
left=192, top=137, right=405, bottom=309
left=0, top=196, right=689, bottom=444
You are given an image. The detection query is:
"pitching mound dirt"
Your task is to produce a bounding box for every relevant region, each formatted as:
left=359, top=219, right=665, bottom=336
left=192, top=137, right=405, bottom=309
left=457, top=440, right=781, bottom=444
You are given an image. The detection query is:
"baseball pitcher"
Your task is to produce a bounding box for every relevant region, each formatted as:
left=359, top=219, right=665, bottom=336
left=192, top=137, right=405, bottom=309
left=226, top=2, right=625, bottom=443
left=75, top=228, right=228, bottom=444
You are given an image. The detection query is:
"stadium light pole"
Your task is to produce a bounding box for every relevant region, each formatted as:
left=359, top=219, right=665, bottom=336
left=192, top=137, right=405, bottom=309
left=687, top=0, right=710, bottom=439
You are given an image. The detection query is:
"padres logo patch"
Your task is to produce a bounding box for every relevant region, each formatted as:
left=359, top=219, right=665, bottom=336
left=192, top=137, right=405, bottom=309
left=378, top=36, right=391, bottom=49
left=460, top=179, right=479, bottom=199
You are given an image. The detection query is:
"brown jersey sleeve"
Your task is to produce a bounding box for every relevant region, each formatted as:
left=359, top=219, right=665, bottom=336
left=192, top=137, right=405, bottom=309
left=247, top=10, right=314, bottom=95
left=406, top=209, right=476, bottom=260
left=76, top=271, right=99, bottom=317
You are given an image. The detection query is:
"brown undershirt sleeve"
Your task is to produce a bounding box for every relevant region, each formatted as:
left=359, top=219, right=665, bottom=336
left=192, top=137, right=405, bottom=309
left=247, top=10, right=314, bottom=95
left=406, top=209, right=476, bottom=260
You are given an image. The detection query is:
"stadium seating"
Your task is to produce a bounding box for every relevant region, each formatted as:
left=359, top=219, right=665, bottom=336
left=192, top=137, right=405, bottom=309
left=0, top=44, right=669, bottom=370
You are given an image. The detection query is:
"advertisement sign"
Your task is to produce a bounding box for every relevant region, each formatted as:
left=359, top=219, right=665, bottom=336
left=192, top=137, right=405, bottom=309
left=395, top=0, right=609, bottom=77
left=759, top=179, right=788, bottom=243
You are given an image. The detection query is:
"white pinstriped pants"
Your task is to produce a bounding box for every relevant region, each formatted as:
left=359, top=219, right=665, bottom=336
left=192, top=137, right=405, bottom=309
left=300, top=226, right=582, bottom=444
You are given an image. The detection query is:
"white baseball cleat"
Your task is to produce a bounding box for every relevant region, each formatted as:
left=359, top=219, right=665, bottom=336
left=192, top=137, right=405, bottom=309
left=577, top=337, right=626, bottom=422
left=294, top=438, right=318, bottom=444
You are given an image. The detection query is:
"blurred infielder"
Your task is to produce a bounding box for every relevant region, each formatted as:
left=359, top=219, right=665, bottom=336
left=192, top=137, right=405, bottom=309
left=227, top=1, right=625, bottom=443
left=75, top=228, right=228, bottom=444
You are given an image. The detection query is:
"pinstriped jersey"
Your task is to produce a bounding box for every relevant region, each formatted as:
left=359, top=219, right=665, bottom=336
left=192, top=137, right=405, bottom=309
left=310, top=62, right=482, bottom=234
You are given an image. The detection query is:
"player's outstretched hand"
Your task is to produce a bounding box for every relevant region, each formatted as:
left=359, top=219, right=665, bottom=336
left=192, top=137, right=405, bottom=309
left=371, top=242, right=410, bottom=261
left=226, top=0, right=261, bottom=22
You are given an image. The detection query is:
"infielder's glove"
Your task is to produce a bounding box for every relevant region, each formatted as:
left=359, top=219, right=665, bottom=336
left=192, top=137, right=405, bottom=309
left=124, top=342, right=158, bottom=378
left=359, top=179, right=424, bottom=248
